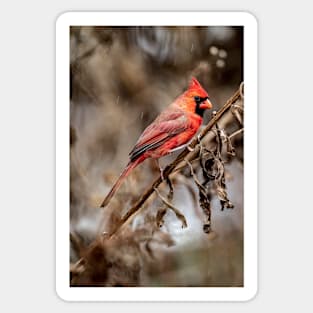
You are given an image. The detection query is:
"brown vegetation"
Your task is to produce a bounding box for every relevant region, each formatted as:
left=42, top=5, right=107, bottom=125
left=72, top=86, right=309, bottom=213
left=70, top=26, right=244, bottom=287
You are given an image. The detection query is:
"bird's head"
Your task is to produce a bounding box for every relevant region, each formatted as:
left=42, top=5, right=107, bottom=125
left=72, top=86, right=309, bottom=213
left=180, top=77, right=213, bottom=117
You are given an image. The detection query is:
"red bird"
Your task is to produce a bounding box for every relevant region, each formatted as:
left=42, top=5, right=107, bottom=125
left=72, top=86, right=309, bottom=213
left=100, top=77, right=212, bottom=207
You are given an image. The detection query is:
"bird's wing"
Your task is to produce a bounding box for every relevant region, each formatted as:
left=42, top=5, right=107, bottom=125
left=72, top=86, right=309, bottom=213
left=129, top=108, right=188, bottom=161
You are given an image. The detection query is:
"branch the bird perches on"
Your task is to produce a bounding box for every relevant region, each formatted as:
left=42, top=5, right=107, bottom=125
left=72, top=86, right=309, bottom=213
left=105, top=82, right=244, bottom=239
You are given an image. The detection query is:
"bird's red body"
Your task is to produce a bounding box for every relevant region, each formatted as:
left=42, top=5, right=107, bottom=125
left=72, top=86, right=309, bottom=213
left=100, top=77, right=212, bottom=207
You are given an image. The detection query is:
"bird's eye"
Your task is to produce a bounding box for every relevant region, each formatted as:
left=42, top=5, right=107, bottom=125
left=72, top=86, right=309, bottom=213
left=194, top=96, right=201, bottom=104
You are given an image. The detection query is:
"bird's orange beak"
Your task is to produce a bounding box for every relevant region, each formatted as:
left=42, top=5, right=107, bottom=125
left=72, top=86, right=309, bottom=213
left=199, top=98, right=213, bottom=110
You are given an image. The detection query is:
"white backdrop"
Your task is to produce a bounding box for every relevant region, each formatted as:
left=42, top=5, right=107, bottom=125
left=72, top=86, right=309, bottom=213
left=0, top=0, right=312, bottom=312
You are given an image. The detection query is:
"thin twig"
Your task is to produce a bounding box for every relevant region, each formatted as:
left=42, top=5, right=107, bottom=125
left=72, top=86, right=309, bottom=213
left=186, top=159, right=212, bottom=233
left=229, top=128, right=244, bottom=140
left=154, top=187, right=187, bottom=228
left=231, top=104, right=244, bottom=125
left=156, top=177, right=174, bottom=227
left=185, top=159, right=206, bottom=194
left=239, top=82, right=244, bottom=99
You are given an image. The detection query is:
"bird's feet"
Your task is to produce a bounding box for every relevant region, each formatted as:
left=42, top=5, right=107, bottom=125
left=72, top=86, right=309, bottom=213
left=187, top=134, right=201, bottom=151
left=160, top=167, right=164, bottom=180
left=197, top=134, right=202, bottom=143
left=155, top=159, right=165, bottom=180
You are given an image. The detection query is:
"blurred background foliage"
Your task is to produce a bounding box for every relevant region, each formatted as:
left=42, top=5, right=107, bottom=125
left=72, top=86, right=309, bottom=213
left=70, top=26, right=243, bottom=287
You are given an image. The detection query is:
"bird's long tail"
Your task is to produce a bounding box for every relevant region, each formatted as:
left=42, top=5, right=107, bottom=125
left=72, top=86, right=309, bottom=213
left=100, top=156, right=144, bottom=208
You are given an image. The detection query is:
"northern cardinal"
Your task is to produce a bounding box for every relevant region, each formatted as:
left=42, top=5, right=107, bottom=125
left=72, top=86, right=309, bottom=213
left=100, top=77, right=212, bottom=207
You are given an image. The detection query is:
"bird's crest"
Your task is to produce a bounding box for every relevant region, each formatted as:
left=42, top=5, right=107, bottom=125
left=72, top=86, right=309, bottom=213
left=187, top=77, right=209, bottom=99
left=188, top=77, right=202, bottom=90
